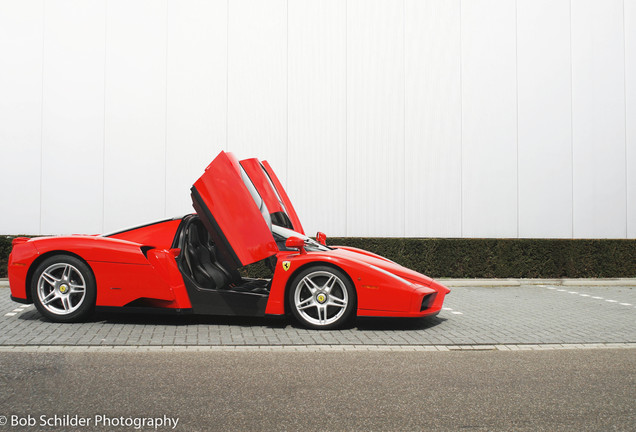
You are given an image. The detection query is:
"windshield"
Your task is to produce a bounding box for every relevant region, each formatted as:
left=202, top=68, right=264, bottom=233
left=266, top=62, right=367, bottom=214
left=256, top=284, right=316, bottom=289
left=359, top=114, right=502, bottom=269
left=271, top=225, right=331, bottom=252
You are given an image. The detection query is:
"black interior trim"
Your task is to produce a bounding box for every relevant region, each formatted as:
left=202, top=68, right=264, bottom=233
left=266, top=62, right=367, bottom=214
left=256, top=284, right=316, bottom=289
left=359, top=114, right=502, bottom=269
left=170, top=215, right=192, bottom=249
left=270, top=211, right=293, bottom=230
left=140, top=246, right=154, bottom=258
left=191, top=186, right=242, bottom=269
left=174, top=215, right=271, bottom=317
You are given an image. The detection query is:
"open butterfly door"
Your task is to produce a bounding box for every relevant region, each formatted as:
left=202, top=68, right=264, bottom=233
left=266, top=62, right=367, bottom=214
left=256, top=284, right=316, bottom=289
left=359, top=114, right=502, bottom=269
left=240, top=158, right=297, bottom=231
left=191, top=151, right=278, bottom=270
left=259, top=160, right=305, bottom=235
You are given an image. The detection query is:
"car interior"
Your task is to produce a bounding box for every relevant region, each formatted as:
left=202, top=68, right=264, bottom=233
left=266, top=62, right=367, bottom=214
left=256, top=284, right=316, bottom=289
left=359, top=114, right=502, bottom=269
left=178, top=216, right=271, bottom=295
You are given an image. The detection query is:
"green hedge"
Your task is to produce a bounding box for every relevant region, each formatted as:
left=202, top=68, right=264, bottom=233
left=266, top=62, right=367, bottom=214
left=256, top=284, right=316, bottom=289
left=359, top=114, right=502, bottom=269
left=327, top=238, right=636, bottom=279
left=1, top=235, right=635, bottom=279
left=0, top=236, right=12, bottom=279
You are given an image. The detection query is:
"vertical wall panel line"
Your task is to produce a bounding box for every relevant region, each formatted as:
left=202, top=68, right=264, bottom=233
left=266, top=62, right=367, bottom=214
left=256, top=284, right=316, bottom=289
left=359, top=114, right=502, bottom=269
left=39, top=0, right=45, bottom=234
left=346, top=0, right=349, bottom=237
left=164, top=0, right=169, bottom=218
left=625, top=0, right=629, bottom=237
left=226, top=0, right=229, bottom=152
left=402, top=0, right=406, bottom=237
left=459, top=0, right=463, bottom=238
left=286, top=0, right=289, bottom=186
left=570, top=0, right=577, bottom=238
left=102, top=0, right=107, bottom=233
left=515, top=0, right=519, bottom=238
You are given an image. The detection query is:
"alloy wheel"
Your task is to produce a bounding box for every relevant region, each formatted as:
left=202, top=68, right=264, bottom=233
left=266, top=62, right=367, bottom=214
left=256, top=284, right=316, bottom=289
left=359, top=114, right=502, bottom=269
left=293, top=270, right=349, bottom=327
left=36, top=263, right=87, bottom=315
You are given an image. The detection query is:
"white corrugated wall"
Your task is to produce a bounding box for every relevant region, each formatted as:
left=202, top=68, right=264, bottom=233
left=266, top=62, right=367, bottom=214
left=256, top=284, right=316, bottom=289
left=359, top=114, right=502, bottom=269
left=0, top=0, right=634, bottom=238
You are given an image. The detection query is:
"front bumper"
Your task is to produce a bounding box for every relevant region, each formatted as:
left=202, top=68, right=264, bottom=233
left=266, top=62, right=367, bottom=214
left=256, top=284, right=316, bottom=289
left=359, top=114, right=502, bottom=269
left=358, top=280, right=450, bottom=318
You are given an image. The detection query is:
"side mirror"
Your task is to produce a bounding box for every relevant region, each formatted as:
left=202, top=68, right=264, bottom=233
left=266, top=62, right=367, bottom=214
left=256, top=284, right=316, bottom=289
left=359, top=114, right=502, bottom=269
left=285, top=236, right=306, bottom=254
left=169, top=248, right=181, bottom=258
left=316, top=232, right=327, bottom=246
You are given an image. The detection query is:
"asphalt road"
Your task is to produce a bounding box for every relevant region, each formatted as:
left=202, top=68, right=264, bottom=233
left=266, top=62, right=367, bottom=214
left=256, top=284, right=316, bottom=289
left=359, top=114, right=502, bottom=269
left=0, top=349, right=634, bottom=431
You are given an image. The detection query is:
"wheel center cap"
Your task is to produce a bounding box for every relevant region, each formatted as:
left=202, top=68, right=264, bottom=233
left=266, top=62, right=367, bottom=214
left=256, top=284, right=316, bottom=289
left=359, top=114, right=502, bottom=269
left=59, top=284, right=69, bottom=294
left=316, top=293, right=327, bottom=304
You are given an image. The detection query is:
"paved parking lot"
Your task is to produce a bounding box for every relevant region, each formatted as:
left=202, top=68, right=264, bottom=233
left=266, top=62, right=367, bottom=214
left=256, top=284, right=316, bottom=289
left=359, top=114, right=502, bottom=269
left=1, top=284, right=634, bottom=347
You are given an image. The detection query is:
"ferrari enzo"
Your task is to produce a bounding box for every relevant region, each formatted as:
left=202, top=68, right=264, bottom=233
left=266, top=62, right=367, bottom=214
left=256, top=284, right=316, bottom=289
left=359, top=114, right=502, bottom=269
left=7, top=151, right=449, bottom=329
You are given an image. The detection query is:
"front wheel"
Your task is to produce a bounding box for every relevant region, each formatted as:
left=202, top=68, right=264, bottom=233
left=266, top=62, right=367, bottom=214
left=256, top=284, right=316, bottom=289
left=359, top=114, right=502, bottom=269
left=288, top=266, right=356, bottom=330
left=31, top=255, right=96, bottom=323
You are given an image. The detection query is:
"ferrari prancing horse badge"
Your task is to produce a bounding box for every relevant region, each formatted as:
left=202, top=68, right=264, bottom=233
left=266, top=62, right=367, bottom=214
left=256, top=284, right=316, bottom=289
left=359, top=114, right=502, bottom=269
left=282, top=261, right=291, bottom=271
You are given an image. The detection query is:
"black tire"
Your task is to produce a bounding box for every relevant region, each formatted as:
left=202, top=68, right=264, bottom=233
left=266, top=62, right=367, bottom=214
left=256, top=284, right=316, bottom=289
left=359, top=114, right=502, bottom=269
left=31, top=255, right=96, bottom=323
left=288, top=265, right=356, bottom=330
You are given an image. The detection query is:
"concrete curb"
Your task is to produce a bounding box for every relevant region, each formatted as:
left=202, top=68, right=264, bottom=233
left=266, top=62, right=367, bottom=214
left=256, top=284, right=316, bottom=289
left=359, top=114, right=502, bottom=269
left=438, top=278, right=636, bottom=287
left=0, top=342, right=634, bottom=352
left=1, top=278, right=636, bottom=289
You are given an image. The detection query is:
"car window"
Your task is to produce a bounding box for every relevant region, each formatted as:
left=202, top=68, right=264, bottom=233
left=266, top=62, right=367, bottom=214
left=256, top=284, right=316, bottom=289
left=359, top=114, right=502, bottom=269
left=260, top=163, right=287, bottom=211
left=239, top=165, right=272, bottom=230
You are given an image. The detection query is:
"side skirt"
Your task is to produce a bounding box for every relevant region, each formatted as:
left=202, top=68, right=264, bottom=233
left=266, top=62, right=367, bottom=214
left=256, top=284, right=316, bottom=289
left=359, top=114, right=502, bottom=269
left=182, top=277, right=269, bottom=317
left=94, top=306, right=193, bottom=315
left=10, top=295, right=31, bottom=305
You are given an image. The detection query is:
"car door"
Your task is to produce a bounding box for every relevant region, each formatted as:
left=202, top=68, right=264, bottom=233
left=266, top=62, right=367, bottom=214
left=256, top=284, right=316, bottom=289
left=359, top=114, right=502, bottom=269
left=191, top=151, right=279, bottom=270
left=240, top=158, right=295, bottom=231
left=260, top=160, right=305, bottom=234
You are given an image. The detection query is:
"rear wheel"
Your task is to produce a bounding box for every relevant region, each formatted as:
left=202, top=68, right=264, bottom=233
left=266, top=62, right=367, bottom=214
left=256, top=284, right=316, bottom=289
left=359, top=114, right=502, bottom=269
left=288, top=266, right=355, bottom=330
left=31, top=255, right=96, bottom=322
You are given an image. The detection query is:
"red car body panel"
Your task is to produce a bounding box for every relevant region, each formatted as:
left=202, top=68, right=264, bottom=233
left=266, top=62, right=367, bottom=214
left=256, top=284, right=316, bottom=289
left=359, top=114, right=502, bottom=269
left=8, top=234, right=190, bottom=309
left=192, top=151, right=278, bottom=267
left=8, top=150, right=449, bottom=322
left=261, top=160, right=304, bottom=235
left=107, top=219, right=181, bottom=249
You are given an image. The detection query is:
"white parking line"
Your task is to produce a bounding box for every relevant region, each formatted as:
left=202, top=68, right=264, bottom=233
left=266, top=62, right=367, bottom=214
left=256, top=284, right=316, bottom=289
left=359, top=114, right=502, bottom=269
left=442, top=307, right=453, bottom=311
left=451, top=311, right=463, bottom=315
left=4, top=305, right=33, bottom=317
left=544, top=287, right=633, bottom=308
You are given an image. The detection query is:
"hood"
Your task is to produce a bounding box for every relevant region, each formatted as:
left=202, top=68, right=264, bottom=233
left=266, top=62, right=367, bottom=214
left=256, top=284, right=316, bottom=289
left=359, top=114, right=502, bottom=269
left=330, top=247, right=434, bottom=287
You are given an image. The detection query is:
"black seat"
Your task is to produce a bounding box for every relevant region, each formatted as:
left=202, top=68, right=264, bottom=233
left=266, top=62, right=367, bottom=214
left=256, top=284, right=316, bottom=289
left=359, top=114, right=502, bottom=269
left=184, top=222, right=235, bottom=289
left=183, top=218, right=269, bottom=295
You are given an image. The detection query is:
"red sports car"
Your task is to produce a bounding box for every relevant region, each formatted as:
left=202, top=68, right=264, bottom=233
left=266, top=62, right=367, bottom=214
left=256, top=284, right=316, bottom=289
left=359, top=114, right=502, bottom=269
left=7, top=151, right=449, bottom=329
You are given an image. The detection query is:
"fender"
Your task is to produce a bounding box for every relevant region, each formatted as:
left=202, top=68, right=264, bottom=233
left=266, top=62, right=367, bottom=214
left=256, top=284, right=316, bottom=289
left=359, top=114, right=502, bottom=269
left=29, top=236, right=151, bottom=265
left=265, top=249, right=432, bottom=315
